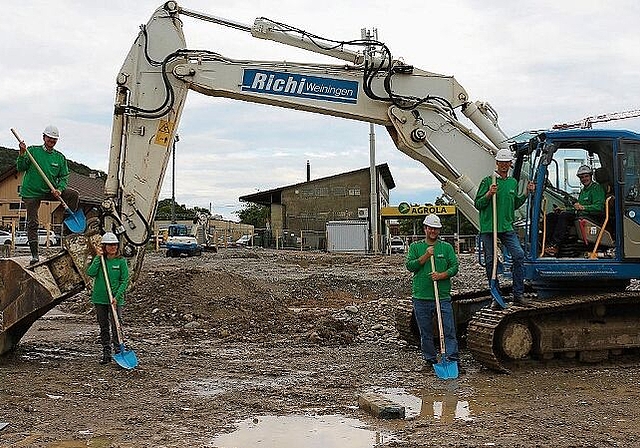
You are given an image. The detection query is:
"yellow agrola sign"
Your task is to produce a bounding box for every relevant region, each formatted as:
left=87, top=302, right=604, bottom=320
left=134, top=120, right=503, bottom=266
left=381, top=203, right=456, bottom=218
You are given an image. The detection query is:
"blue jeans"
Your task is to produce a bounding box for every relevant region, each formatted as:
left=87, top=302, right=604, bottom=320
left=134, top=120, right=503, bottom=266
left=412, top=298, right=458, bottom=362
left=480, top=231, right=525, bottom=298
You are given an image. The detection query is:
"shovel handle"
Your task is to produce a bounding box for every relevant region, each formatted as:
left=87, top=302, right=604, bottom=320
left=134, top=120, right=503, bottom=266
left=10, top=128, right=24, bottom=144
left=491, top=174, right=499, bottom=281
left=430, top=254, right=447, bottom=355
left=99, top=255, right=125, bottom=345
left=11, top=128, right=70, bottom=210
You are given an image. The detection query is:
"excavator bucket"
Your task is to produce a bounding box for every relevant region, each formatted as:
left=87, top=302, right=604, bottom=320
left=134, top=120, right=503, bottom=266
left=0, top=252, right=85, bottom=355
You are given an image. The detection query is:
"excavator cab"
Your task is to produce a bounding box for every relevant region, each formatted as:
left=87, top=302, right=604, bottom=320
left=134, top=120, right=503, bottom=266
left=523, top=129, right=640, bottom=296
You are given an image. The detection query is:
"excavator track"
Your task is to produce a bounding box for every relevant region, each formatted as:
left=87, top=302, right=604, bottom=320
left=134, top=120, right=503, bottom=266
left=467, top=291, right=640, bottom=373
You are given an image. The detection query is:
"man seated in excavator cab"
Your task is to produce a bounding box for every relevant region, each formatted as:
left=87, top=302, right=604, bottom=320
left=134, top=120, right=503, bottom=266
left=544, top=164, right=606, bottom=256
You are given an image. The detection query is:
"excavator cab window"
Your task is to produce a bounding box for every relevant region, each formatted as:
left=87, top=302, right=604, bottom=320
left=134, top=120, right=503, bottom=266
left=168, top=224, right=189, bottom=237
left=538, top=138, right=617, bottom=257
left=620, top=141, right=640, bottom=203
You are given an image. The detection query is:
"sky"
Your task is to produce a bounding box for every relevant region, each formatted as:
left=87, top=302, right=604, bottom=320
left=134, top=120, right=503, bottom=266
left=1, top=1, right=639, bottom=221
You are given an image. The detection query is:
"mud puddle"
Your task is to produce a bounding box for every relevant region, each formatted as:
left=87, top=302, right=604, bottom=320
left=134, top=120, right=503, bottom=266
left=210, top=414, right=395, bottom=448
left=371, top=387, right=475, bottom=422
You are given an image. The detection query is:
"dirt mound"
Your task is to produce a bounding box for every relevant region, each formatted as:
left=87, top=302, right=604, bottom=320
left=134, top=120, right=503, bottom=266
left=122, top=255, right=362, bottom=345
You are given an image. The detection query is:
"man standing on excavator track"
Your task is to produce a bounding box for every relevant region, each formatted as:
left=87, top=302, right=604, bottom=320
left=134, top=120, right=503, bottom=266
left=16, top=125, right=79, bottom=264
left=475, top=149, right=535, bottom=309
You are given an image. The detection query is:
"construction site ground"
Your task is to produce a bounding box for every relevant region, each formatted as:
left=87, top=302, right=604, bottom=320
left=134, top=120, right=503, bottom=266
left=1, top=248, right=640, bottom=447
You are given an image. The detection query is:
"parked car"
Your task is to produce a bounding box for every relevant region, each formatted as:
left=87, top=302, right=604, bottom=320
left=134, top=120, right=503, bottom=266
left=0, top=230, right=12, bottom=245
left=234, top=235, right=252, bottom=246
left=389, top=236, right=405, bottom=254
left=15, top=230, right=59, bottom=246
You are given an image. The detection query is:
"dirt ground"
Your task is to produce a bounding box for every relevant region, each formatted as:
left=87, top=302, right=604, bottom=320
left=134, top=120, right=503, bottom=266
left=1, top=248, right=640, bottom=447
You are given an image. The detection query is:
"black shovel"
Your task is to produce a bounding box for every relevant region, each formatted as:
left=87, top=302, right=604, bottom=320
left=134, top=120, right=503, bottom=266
left=10, top=128, right=86, bottom=233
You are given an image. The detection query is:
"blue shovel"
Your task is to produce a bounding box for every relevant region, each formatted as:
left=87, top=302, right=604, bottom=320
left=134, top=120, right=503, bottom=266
left=490, top=175, right=507, bottom=309
left=11, top=128, right=86, bottom=233
left=430, top=256, right=458, bottom=380
left=100, top=255, right=138, bottom=370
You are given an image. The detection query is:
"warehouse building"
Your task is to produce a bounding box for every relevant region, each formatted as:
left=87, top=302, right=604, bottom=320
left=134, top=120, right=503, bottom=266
left=239, top=162, right=395, bottom=250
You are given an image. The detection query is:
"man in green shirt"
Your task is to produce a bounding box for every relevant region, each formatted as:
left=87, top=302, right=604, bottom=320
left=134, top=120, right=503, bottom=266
left=405, top=214, right=459, bottom=367
left=544, top=164, right=605, bottom=256
left=475, top=149, right=535, bottom=309
left=16, top=125, right=79, bottom=264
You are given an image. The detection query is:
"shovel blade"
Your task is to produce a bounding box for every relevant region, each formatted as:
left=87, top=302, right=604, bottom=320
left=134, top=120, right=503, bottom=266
left=113, top=345, right=138, bottom=370
left=433, top=359, right=459, bottom=380
left=63, top=209, right=87, bottom=234
left=490, top=280, right=507, bottom=309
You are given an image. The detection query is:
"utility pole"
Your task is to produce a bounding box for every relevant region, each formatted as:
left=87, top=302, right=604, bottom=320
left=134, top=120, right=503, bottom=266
left=362, top=27, right=379, bottom=253
left=171, top=134, right=179, bottom=223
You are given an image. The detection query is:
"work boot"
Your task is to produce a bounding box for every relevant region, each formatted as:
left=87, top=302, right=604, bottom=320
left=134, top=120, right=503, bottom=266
left=100, top=348, right=112, bottom=365
left=490, top=300, right=502, bottom=311
left=513, top=296, right=531, bottom=307
left=28, top=241, right=39, bottom=265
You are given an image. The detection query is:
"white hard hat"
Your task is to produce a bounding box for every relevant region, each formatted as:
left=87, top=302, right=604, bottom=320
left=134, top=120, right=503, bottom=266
left=101, top=232, right=119, bottom=244
left=43, top=125, right=59, bottom=139
left=495, top=149, right=513, bottom=162
left=576, top=165, right=593, bottom=176
left=423, top=214, right=442, bottom=228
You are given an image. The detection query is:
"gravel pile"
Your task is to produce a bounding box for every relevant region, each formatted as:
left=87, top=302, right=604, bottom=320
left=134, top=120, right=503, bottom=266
left=63, top=248, right=491, bottom=348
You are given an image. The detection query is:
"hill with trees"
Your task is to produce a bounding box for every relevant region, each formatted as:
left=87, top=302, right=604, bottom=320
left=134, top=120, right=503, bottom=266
left=0, top=146, right=100, bottom=177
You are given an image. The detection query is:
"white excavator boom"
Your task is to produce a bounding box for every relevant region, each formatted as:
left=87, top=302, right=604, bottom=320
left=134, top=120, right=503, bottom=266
left=104, top=2, right=512, bottom=279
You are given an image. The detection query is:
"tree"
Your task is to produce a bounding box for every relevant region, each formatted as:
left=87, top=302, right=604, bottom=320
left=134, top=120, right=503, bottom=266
left=235, top=202, right=269, bottom=227
left=155, top=198, right=192, bottom=221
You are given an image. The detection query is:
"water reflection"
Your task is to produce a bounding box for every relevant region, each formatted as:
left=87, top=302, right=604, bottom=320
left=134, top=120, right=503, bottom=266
left=370, top=387, right=474, bottom=423
left=429, top=398, right=473, bottom=422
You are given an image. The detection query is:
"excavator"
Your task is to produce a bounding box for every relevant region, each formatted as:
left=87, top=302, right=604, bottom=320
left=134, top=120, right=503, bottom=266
left=1, top=1, right=639, bottom=372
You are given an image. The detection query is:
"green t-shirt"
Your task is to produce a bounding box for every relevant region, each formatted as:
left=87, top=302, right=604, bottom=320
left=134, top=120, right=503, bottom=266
left=474, top=175, right=527, bottom=234
left=405, top=239, right=458, bottom=300
left=86, top=256, right=129, bottom=305
left=16, top=145, right=70, bottom=199
left=577, top=181, right=605, bottom=216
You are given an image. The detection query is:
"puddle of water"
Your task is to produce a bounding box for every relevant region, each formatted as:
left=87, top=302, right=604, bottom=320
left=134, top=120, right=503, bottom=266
left=210, top=414, right=394, bottom=448
left=430, top=398, right=473, bottom=422
left=370, top=387, right=475, bottom=423
left=20, top=346, right=92, bottom=362
left=369, top=387, right=422, bottom=419
left=420, top=390, right=475, bottom=423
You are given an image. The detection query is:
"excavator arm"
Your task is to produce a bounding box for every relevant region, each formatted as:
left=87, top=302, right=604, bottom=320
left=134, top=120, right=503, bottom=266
left=1, top=1, right=512, bottom=356
left=104, top=1, right=514, bottom=279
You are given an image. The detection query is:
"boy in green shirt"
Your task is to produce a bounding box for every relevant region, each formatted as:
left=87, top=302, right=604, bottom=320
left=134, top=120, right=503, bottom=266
left=405, top=214, right=459, bottom=367
left=86, top=232, right=129, bottom=364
